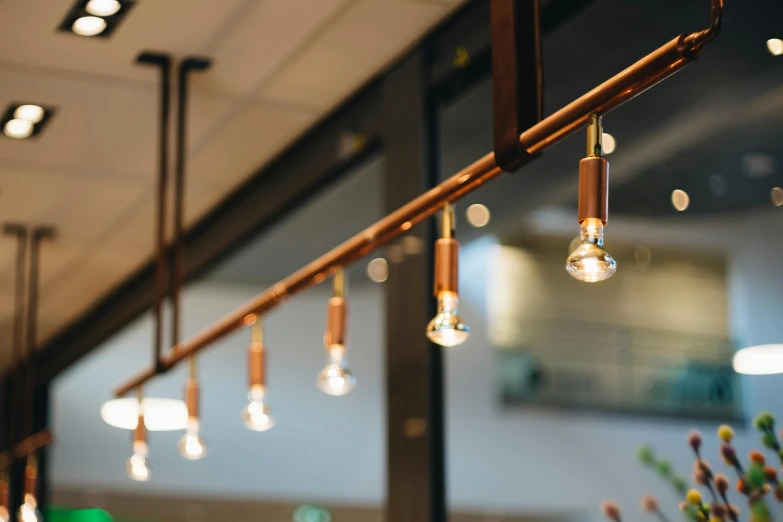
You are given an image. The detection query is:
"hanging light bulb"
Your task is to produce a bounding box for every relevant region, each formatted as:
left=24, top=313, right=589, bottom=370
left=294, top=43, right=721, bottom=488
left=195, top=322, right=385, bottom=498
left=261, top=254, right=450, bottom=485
left=566, top=114, right=616, bottom=283
left=426, top=202, right=470, bottom=347
left=16, top=455, right=41, bottom=522
left=177, top=361, right=207, bottom=460
left=317, top=268, right=358, bottom=396
left=126, top=392, right=153, bottom=481
left=241, top=316, right=275, bottom=431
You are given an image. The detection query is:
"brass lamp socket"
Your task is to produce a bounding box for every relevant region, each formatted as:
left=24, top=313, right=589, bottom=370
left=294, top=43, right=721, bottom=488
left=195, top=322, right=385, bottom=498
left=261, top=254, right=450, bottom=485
left=24, top=461, right=37, bottom=497
left=433, top=238, right=459, bottom=296
left=0, top=475, right=8, bottom=507
left=134, top=414, right=146, bottom=445
left=248, top=341, right=266, bottom=389
left=185, top=378, right=199, bottom=420
left=577, top=156, right=609, bottom=225
left=324, top=296, right=346, bottom=348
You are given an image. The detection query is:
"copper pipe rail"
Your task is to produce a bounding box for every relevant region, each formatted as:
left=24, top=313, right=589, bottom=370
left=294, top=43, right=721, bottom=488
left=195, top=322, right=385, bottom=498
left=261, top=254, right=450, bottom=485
left=115, top=4, right=722, bottom=398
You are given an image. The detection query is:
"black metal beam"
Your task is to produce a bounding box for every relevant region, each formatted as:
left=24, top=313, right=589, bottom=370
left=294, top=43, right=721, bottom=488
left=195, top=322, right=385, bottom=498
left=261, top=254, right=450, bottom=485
left=383, top=49, right=443, bottom=522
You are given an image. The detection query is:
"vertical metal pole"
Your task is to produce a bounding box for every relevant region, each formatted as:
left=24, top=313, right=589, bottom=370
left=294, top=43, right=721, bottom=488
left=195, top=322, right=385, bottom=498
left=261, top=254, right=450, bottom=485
left=2, top=224, right=27, bottom=519
left=136, top=52, right=172, bottom=373
left=383, top=49, right=445, bottom=522
left=172, top=57, right=211, bottom=353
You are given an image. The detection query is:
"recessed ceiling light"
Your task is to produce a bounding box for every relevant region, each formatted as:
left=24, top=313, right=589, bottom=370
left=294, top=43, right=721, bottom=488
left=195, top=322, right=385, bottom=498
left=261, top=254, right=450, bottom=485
left=671, top=189, right=690, bottom=211
left=367, top=258, right=389, bottom=283
left=772, top=187, right=783, bottom=207
left=14, top=104, right=44, bottom=124
left=602, top=133, right=616, bottom=155
left=767, top=38, right=783, bottom=56
left=72, top=16, right=107, bottom=36
left=100, top=398, right=188, bottom=431
left=4, top=119, right=33, bottom=139
left=466, top=203, right=491, bottom=227
left=86, top=0, right=121, bottom=17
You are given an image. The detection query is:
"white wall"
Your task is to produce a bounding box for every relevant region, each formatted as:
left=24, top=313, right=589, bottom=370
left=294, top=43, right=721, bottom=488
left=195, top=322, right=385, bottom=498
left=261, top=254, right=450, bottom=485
left=51, top=210, right=783, bottom=521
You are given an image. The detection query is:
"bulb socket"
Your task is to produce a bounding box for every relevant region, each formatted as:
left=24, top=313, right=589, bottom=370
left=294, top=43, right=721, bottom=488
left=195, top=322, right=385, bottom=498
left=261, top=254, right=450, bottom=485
left=324, top=297, right=346, bottom=348
left=0, top=476, right=8, bottom=508
left=24, top=463, right=37, bottom=498
left=185, top=378, right=199, bottom=420
left=577, top=156, right=609, bottom=225
left=249, top=342, right=265, bottom=389
left=134, top=413, right=146, bottom=444
left=434, top=238, right=459, bottom=296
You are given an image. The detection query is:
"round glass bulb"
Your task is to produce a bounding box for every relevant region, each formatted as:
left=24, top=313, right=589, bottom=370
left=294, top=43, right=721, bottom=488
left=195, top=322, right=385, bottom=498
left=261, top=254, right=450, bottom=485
left=768, top=38, right=783, bottom=56
left=566, top=219, right=616, bottom=283
left=72, top=16, right=107, bottom=36
left=0, top=506, right=9, bottom=522
left=14, top=105, right=44, bottom=124
left=17, top=503, right=40, bottom=522
left=316, top=347, right=357, bottom=396
left=426, top=291, right=469, bottom=347
left=126, top=452, right=153, bottom=482
left=242, top=398, right=275, bottom=432
left=86, top=0, right=121, bottom=16
left=178, top=430, right=207, bottom=460
left=4, top=119, right=33, bottom=139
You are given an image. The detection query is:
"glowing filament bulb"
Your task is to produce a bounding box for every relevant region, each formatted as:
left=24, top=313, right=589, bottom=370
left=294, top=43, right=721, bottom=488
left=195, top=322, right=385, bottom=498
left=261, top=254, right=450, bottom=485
left=566, top=218, right=616, bottom=282
left=178, top=419, right=207, bottom=460
left=126, top=442, right=153, bottom=482
left=242, top=386, right=275, bottom=431
left=426, top=291, right=469, bottom=347
left=316, top=345, right=357, bottom=396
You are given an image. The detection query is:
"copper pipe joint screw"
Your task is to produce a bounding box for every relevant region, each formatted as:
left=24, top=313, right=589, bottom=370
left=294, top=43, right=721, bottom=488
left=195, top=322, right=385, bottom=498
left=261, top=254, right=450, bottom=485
left=566, top=114, right=616, bottom=283
left=426, top=202, right=470, bottom=347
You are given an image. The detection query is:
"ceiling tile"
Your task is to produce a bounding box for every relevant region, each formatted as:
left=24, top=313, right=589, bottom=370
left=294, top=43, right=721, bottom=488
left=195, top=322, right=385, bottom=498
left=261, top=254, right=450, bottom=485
left=188, top=100, right=314, bottom=191
left=199, top=0, right=352, bottom=97
left=258, top=0, right=446, bottom=107
left=0, top=0, right=247, bottom=84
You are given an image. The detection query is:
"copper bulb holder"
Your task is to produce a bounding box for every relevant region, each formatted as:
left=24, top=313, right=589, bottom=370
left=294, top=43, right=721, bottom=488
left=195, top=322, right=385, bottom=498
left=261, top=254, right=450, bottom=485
left=185, top=378, right=199, bottom=420
left=248, top=341, right=266, bottom=389
left=577, top=156, right=609, bottom=225
left=433, top=238, right=459, bottom=296
left=324, top=296, right=346, bottom=348
left=24, top=462, right=37, bottom=497
left=0, top=477, right=8, bottom=508
left=134, top=413, right=146, bottom=445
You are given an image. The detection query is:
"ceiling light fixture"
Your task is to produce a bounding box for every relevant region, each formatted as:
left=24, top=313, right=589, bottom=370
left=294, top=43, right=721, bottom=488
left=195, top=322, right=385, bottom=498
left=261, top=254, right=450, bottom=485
left=672, top=189, right=690, bottom=211
left=733, top=345, right=783, bottom=375
left=72, top=16, right=107, bottom=36
left=3, top=119, right=33, bottom=140
left=100, top=398, right=188, bottom=431
left=1, top=103, right=54, bottom=140
left=178, top=364, right=207, bottom=459
left=85, top=0, right=121, bottom=17
left=241, top=316, right=275, bottom=431
left=566, top=114, right=616, bottom=283
left=466, top=203, right=491, bottom=228
left=767, top=38, right=783, bottom=56
left=317, top=268, right=358, bottom=396
left=427, top=202, right=470, bottom=347
left=13, top=105, right=44, bottom=124
left=59, top=0, right=135, bottom=38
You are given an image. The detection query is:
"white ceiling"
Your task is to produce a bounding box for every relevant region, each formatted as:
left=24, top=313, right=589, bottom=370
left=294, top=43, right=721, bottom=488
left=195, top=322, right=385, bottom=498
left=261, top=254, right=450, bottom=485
left=0, top=0, right=466, bottom=370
